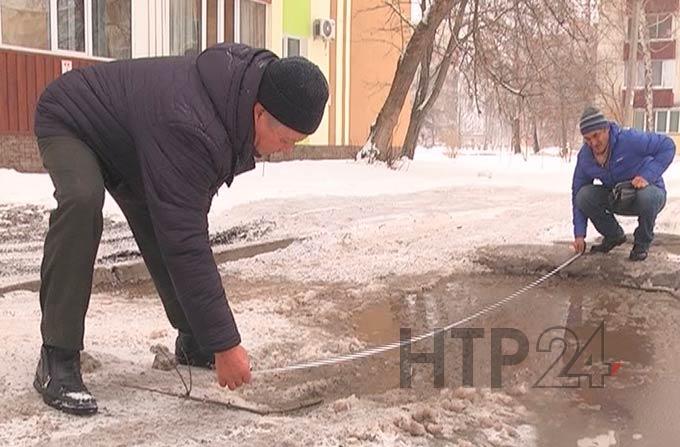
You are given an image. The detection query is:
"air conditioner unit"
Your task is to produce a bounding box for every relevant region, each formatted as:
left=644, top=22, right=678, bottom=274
left=313, top=18, right=336, bottom=40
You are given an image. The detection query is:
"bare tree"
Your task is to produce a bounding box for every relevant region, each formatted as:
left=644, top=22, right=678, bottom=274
left=401, top=0, right=470, bottom=159
left=366, top=0, right=607, bottom=164
left=623, top=0, right=642, bottom=127
left=359, top=0, right=459, bottom=163
left=640, top=9, right=654, bottom=131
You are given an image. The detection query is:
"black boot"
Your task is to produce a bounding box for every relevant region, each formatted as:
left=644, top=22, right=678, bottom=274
left=629, top=244, right=648, bottom=261
left=590, top=234, right=627, bottom=253
left=175, top=332, right=214, bottom=369
left=33, top=346, right=98, bottom=416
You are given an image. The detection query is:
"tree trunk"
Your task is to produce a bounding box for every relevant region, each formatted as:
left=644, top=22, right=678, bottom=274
left=558, top=82, right=569, bottom=159
left=365, top=0, right=458, bottom=161
left=402, top=112, right=423, bottom=159
left=623, top=0, right=641, bottom=127
left=401, top=38, right=433, bottom=159
left=457, top=94, right=462, bottom=150
left=483, top=111, right=489, bottom=151
left=532, top=118, right=540, bottom=154
left=640, top=12, right=654, bottom=131
left=451, top=69, right=462, bottom=149
left=511, top=116, right=521, bottom=154
left=401, top=0, right=469, bottom=159
left=559, top=106, right=569, bottom=159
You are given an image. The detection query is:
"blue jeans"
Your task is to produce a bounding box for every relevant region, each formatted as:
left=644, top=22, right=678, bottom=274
left=575, top=184, right=666, bottom=250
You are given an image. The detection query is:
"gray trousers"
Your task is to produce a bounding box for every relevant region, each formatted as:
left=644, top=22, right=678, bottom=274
left=38, top=136, right=191, bottom=351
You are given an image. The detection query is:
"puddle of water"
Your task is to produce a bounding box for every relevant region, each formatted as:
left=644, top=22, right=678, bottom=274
left=352, top=274, right=575, bottom=391
left=525, top=286, right=680, bottom=447
left=350, top=273, right=680, bottom=445
left=354, top=301, right=400, bottom=345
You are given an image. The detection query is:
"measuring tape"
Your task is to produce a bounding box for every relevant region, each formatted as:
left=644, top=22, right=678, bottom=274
left=253, top=252, right=583, bottom=375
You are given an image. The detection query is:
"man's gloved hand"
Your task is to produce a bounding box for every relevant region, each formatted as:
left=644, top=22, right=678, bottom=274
left=215, top=345, right=251, bottom=390
left=631, top=175, right=649, bottom=189
left=573, top=236, right=586, bottom=254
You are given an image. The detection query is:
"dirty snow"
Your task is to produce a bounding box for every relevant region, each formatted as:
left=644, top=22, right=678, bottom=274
left=1, top=147, right=679, bottom=446
left=577, top=430, right=617, bottom=447
left=0, top=148, right=622, bottom=220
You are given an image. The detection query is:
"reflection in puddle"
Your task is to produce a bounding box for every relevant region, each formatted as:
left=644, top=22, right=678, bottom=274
left=351, top=273, right=679, bottom=446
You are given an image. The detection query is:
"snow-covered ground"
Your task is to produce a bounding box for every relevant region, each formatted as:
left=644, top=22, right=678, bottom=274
left=6, top=148, right=677, bottom=249
left=0, top=149, right=605, bottom=222
left=1, top=148, right=679, bottom=446
left=5, top=148, right=659, bottom=287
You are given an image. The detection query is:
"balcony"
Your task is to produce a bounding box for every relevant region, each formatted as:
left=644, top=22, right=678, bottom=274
left=621, top=89, right=674, bottom=108
left=624, top=41, right=676, bottom=60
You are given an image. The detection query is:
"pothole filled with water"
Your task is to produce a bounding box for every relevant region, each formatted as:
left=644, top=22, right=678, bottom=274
left=248, top=271, right=679, bottom=446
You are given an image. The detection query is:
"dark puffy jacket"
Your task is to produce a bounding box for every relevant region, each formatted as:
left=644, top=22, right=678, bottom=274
left=34, top=43, right=277, bottom=352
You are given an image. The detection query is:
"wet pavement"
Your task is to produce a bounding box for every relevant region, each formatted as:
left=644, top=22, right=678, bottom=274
left=2, top=198, right=678, bottom=445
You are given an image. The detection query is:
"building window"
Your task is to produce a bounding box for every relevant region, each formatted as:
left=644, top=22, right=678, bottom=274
left=652, top=109, right=680, bottom=133
left=628, top=14, right=673, bottom=40
left=0, top=0, right=51, bottom=50
left=169, top=0, right=201, bottom=56
left=239, top=0, right=266, bottom=48
left=656, top=110, right=668, bottom=132
left=58, top=0, right=85, bottom=52
left=283, top=36, right=307, bottom=58
left=633, top=110, right=645, bottom=131
left=92, top=0, right=131, bottom=59
left=286, top=37, right=300, bottom=57
left=624, top=60, right=672, bottom=88
left=632, top=110, right=680, bottom=133
left=670, top=111, right=680, bottom=133
left=0, top=0, right=131, bottom=59
left=648, top=14, right=672, bottom=40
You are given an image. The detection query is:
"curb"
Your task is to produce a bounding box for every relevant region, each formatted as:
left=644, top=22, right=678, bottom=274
left=0, top=238, right=297, bottom=296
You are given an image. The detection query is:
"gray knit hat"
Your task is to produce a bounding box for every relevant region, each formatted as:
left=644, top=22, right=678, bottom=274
left=579, top=106, right=608, bottom=135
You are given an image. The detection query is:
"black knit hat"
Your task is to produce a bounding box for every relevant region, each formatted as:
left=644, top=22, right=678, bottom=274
left=257, top=57, right=329, bottom=135
left=579, top=106, right=608, bottom=135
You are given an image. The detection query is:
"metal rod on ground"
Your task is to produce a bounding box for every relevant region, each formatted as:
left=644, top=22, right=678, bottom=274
left=120, top=383, right=323, bottom=415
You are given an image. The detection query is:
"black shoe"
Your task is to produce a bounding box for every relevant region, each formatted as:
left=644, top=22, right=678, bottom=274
left=175, top=332, right=214, bottom=369
left=590, top=234, right=627, bottom=253
left=629, top=244, right=648, bottom=261
left=33, top=346, right=98, bottom=416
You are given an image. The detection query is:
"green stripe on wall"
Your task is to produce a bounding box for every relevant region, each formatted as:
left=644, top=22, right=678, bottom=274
left=283, top=0, right=311, bottom=37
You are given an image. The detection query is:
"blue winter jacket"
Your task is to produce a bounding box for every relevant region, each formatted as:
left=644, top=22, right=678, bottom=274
left=572, top=122, right=675, bottom=237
